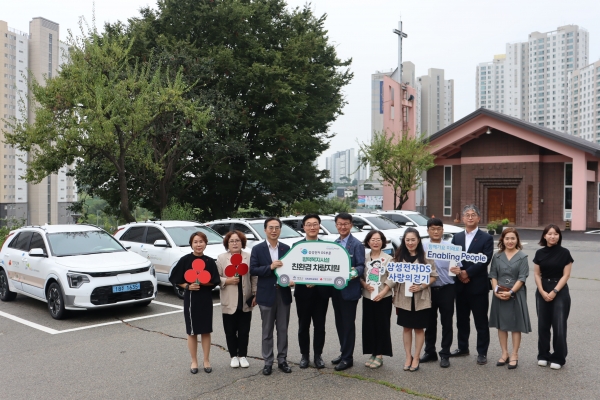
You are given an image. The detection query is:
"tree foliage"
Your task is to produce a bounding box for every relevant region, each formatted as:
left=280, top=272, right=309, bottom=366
left=358, top=131, right=435, bottom=210
left=122, top=0, right=352, bottom=218
left=4, top=24, right=211, bottom=222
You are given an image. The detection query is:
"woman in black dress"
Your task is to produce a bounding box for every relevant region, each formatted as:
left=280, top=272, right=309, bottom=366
left=533, top=224, right=573, bottom=370
left=169, top=232, right=220, bottom=374
left=392, top=228, right=438, bottom=372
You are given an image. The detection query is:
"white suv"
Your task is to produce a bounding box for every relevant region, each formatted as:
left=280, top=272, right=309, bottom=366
left=348, top=212, right=418, bottom=251
left=205, top=218, right=304, bottom=249
left=280, top=215, right=395, bottom=256
left=0, top=224, right=157, bottom=319
left=114, top=221, right=223, bottom=298
left=373, top=210, right=462, bottom=241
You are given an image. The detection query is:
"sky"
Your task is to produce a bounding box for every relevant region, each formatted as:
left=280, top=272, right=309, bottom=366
left=4, top=0, right=600, bottom=168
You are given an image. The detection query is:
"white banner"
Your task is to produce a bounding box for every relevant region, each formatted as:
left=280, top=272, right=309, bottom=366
left=386, top=262, right=432, bottom=297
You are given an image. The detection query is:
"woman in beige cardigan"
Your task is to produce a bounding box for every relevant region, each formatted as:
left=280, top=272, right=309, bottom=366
left=392, top=228, right=438, bottom=372
left=216, top=230, right=257, bottom=369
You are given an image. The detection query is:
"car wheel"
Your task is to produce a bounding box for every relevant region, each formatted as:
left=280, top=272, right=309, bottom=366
left=333, top=277, right=346, bottom=290
left=134, top=300, right=152, bottom=307
left=173, top=285, right=185, bottom=299
left=0, top=269, right=17, bottom=301
left=279, top=274, right=290, bottom=286
left=47, top=282, right=67, bottom=320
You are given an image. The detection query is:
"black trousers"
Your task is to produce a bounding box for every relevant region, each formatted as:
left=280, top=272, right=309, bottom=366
left=536, top=280, right=570, bottom=366
left=331, top=290, right=358, bottom=363
left=455, top=289, right=490, bottom=356
left=222, top=309, right=252, bottom=358
left=424, top=284, right=455, bottom=358
left=296, top=294, right=329, bottom=356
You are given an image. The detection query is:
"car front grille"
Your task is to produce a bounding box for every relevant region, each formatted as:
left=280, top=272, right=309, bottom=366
left=71, top=266, right=150, bottom=278
left=90, top=281, right=154, bottom=305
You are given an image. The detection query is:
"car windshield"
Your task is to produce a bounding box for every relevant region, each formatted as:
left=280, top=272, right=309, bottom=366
left=320, top=220, right=361, bottom=234
left=249, top=223, right=303, bottom=239
left=364, top=216, right=403, bottom=230
left=47, top=231, right=125, bottom=256
left=408, top=213, right=431, bottom=226
left=165, top=226, right=222, bottom=247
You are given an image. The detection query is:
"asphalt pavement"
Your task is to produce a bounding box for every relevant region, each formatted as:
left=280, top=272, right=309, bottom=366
left=0, top=238, right=598, bottom=399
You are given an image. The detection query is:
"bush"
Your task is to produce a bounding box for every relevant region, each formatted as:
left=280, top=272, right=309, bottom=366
left=0, top=217, right=26, bottom=245
left=161, top=201, right=201, bottom=221
left=501, top=218, right=510, bottom=226
left=486, top=222, right=498, bottom=232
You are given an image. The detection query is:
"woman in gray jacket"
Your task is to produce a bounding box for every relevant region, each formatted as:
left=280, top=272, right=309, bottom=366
left=216, top=231, right=257, bottom=369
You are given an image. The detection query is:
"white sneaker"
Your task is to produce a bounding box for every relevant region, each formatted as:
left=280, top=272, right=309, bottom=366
left=550, top=363, right=561, bottom=370
left=230, top=357, right=240, bottom=368
left=239, top=357, right=250, bottom=368
left=538, top=360, right=548, bottom=367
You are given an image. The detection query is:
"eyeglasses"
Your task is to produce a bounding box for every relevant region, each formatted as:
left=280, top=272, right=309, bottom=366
left=266, top=226, right=281, bottom=231
left=228, top=239, right=241, bottom=244
left=336, top=223, right=351, bottom=227
left=369, top=239, right=382, bottom=243
left=464, top=214, right=478, bottom=219
left=428, top=227, right=443, bottom=232
left=304, top=223, right=320, bottom=228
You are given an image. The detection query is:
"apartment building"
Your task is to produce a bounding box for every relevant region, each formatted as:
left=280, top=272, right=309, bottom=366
left=567, top=61, right=600, bottom=143
left=476, top=25, right=590, bottom=136
left=0, top=17, right=77, bottom=225
left=418, top=68, right=454, bottom=136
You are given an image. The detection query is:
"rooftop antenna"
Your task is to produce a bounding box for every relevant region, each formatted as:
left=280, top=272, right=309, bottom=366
left=393, top=17, right=408, bottom=83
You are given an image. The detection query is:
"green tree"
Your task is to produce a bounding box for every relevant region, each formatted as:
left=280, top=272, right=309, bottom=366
left=4, top=24, right=210, bottom=222
left=124, top=0, right=352, bottom=218
left=358, top=131, right=435, bottom=210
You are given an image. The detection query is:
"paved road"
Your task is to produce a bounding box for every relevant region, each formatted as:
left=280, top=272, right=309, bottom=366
left=0, top=239, right=598, bottom=399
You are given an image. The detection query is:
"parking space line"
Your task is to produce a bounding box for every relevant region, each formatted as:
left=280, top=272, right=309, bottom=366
left=0, top=310, right=59, bottom=335
left=150, top=300, right=184, bottom=310
left=54, top=320, right=123, bottom=334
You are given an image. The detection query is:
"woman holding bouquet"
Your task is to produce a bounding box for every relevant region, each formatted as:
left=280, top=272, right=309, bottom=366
left=169, top=231, right=220, bottom=374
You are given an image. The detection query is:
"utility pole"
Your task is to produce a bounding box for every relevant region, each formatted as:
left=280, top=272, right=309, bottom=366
left=393, top=19, right=407, bottom=83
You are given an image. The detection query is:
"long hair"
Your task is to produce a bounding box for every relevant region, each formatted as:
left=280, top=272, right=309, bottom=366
left=497, top=227, right=522, bottom=252
left=394, top=227, right=426, bottom=264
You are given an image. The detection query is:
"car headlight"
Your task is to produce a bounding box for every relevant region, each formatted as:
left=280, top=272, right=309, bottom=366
left=67, top=273, right=90, bottom=288
left=149, top=265, right=155, bottom=277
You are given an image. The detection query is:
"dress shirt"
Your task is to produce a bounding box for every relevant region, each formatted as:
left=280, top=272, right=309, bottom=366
left=422, top=239, right=454, bottom=287
left=336, top=235, right=349, bottom=248
left=267, top=241, right=280, bottom=263
left=464, top=227, right=479, bottom=252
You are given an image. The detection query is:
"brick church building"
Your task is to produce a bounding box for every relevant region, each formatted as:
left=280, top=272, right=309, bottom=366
left=426, top=108, right=600, bottom=231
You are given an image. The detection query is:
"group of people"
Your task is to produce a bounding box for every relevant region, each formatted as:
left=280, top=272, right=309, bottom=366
left=168, top=206, right=574, bottom=375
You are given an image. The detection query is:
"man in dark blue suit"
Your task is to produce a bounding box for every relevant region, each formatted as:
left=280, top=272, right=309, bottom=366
left=294, top=214, right=331, bottom=370
left=250, top=217, right=292, bottom=376
left=330, top=212, right=366, bottom=371
left=449, top=204, right=494, bottom=365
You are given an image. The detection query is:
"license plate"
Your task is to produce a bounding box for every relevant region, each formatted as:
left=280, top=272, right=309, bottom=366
left=112, top=283, right=140, bottom=293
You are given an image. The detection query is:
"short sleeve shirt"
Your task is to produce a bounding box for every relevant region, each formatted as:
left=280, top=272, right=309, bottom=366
left=533, top=245, right=574, bottom=279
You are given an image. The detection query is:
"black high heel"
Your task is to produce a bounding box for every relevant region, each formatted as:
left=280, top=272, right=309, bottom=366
left=508, top=359, right=519, bottom=369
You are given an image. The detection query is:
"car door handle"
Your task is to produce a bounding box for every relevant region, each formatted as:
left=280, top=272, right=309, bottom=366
left=141, top=248, right=148, bottom=252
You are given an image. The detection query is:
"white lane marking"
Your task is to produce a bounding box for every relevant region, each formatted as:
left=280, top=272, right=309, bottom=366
left=0, top=310, right=59, bottom=335
left=151, top=300, right=184, bottom=310
left=0, top=300, right=222, bottom=335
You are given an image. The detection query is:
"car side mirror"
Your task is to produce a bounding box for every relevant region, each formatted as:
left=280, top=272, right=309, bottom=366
left=405, top=222, right=415, bottom=227
left=154, top=239, right=170, bottom=248
left=29, top=248, right=47, bottom=257
left=361, top=225, right=371, bottom=230
left=125, top=246, right=132, bottom=250
left=318, top=229, right=326, bottom=235
left=246, top=233, right=257, bottom=240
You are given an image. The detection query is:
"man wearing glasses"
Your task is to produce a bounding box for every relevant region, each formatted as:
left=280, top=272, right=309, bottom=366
left=449, top=205, right=494, bottom=365
left=419, top=218, right=455, bottom=368
left=250, top=217, right=293, bottom=375
left=330, top=212, right=366, bottom=371
left=294, top=214, right=330, bottom=369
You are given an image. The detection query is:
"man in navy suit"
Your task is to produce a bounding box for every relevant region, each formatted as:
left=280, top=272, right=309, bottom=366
left=250, top=217, right=292, bottom=376
left=330, top=213, right=366, bottom=371
left=294, top=214, right=331, bottom=370
left=449, top=204, right=494, bottom=365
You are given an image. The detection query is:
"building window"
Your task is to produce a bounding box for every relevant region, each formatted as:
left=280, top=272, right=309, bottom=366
left=564, top=163, right=572, bottom=220
left=443, top=166, right=452, bottom=217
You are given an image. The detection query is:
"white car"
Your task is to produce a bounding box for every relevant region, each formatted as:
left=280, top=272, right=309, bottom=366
left=205, top=218, right=304, bottom=249
left=347, top=212, right=418, bottom=251
left=114, top=221, right=224, bottom=298
left=0, top=224, right=157, bottom=319
left=373, top=210, right=462, bottom=241
left=280, top=215, right=395, bottom=256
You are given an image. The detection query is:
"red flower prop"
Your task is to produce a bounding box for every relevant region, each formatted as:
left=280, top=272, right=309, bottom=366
left=184, top=259, right=211, bottom=284
left=224, top=253, right=249, bottom=277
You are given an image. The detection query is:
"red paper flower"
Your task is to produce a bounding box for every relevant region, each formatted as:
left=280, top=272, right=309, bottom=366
left=224, top=253, right=249, bottom=277
left=184, top=258, right=211, bottom=284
